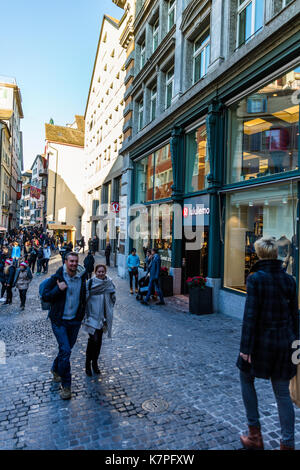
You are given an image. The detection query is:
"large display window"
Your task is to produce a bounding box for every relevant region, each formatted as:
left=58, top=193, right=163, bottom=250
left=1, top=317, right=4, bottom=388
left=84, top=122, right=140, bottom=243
left=228, top=66, right=300, bottom=183
left=185, top=123, right=210, bottom=193
left=132, top=203, right=173, bottom=269
left=224, top=182, right=297, bottom=292
left=134, top=143, right=173, bottom=204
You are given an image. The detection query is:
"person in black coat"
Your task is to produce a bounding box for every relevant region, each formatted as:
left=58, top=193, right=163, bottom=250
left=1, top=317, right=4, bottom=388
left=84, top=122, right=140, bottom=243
left=2, top=259, right=16, bottom=305
left=83, top=251, right=95, bottom=280
left=105, top=243, right=111, bottom=267
left=237, top=236, right=299, bottom=451
left=28, top=246, right=38, bottom=273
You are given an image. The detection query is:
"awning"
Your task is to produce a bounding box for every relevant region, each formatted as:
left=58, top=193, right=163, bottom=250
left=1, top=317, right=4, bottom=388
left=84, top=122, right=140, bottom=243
left=47, top=224, right=76, bottom=231
left=0, top=226, right=7, bottom=231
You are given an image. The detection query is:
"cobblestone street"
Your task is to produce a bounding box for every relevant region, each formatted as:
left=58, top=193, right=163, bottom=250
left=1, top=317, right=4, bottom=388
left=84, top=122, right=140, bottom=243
left=0, top=253, right=299, bottom=451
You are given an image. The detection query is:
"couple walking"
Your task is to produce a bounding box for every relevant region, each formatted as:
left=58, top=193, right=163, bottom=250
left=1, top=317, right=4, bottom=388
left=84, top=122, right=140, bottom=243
left=42, top=252, right=116, bottom=400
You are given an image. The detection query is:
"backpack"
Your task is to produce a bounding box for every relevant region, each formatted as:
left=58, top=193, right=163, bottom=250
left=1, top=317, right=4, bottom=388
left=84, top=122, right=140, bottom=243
left=39, top=277, right=52, bottom=310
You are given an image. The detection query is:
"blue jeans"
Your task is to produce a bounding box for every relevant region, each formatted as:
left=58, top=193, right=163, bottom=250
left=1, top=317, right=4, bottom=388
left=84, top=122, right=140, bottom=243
left=145, top=278, right=164, bottom=303
left=51, top=319, right=81, bottom=388
left=240, top=370, right=295, bottom=447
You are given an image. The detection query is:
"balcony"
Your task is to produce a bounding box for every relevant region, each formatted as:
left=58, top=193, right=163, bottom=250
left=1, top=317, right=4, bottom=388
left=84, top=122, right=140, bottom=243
left=112, top=0, right=126, bottom=7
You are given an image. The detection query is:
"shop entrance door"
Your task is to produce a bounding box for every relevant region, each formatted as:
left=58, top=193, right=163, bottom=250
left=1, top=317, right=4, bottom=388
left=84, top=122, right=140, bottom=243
left=182, top=228, right=209, bottom=294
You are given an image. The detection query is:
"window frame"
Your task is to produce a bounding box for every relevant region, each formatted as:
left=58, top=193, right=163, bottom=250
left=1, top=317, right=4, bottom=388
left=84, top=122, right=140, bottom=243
left=193, top=31, right=210, bottom=84
left=165, top=66, right=175, bottom=109
left=152, top=18, right=159, bottom=53
left=168, top=0, right=176, bottom=31
left=237, top=0, right=264, bottom=48
left=140, top=40, right=146, bottom=70
left=138, top=99, right=144, bottom=131
left=150, top=85, right=157, bottom=122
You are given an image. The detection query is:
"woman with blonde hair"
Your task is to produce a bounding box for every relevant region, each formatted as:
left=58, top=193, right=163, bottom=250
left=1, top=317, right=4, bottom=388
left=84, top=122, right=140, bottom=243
left=83, top=264, right=116, bottom=376
left=237, top=236, right=299, bottom=450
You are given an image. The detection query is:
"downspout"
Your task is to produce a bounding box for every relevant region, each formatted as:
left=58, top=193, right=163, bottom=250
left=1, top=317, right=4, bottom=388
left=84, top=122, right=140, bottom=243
left=48, top=144, right=58, bottom=223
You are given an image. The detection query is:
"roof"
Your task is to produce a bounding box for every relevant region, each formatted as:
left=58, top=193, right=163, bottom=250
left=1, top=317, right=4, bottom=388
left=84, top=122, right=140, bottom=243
left=45, top=116, right=85, bottom=147
left=84, top=14, right=121, bottom=119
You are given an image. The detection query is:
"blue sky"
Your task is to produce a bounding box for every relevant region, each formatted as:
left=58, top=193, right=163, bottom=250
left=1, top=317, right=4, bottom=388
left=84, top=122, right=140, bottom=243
left=0, top=0, right=123, bottom=169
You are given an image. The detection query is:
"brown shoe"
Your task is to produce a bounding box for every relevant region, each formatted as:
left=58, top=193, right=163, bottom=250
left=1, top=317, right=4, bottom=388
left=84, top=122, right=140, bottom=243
left=240, top=425, right=264, bottom=450
left=130, top=288, right=133, bottom=294
left=59, top=386, right=72, bottom=400
left=280, top=441, right=295, bottom=450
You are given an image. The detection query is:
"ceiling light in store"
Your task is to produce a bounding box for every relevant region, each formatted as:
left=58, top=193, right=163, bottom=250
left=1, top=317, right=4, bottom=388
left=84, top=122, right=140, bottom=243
left=249, top=201, right=253, bottom=207
left=235, top=203, right=240, bottom=208
left=244, top=118, right=272, bottom=135
left=282, top=198, right=288, bottom=204
left=272, top=106, right=299, bottom=123
left=264, top=200, right=269, bottom=206
left=273, top=93, right=278, bottom=97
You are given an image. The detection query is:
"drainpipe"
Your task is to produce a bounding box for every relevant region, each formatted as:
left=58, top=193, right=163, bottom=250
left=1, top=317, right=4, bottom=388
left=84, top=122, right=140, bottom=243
left=48, top=144, right=58, bottom=224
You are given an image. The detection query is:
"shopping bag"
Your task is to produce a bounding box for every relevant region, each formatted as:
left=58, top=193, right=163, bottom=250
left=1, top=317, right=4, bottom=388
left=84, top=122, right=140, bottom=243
left=290, top=365, right=300, bottom=408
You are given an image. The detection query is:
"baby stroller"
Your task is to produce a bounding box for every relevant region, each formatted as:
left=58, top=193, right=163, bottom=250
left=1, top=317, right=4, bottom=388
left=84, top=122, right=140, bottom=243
left=136, top=274, right=157, bottom=301
left=136, top=274, right=150, bottom=301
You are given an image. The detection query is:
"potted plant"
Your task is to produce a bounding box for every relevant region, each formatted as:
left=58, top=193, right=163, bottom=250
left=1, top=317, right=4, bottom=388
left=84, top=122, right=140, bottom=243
left=186, top=276, right=213, bottom=315
left=159, top=266, right=173, bottom=297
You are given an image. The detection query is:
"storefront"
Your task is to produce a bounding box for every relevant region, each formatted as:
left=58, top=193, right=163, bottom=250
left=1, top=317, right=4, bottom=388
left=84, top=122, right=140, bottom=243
left=47, top=224, right=76, bottom=246
left=220, top=63, right=300, bottom=316
left=182, top=194, right=210, bottom=293
left=133, top=142, right=173, bottom=268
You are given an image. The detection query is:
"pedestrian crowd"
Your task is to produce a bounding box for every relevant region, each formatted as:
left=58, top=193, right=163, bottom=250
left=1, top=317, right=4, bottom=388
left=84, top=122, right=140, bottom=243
left=0, top=225, right=56, bottom=309
left=1, top=227, right=299, bottom=451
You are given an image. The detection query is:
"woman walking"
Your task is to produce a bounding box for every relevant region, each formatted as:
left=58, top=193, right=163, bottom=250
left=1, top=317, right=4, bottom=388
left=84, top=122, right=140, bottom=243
left=15, top=261, right=33, bottom=310
left=2, top=259, right=16, bottom=305
left=83, top=264, right=116, bottom=376
left=237, top=237, right=299, bottom=451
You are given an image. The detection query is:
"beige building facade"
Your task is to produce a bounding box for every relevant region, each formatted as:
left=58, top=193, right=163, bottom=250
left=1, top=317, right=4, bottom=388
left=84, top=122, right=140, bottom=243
left=45, top=116, right=85, bottom=245
left=83, top=4, right=135, bottom=259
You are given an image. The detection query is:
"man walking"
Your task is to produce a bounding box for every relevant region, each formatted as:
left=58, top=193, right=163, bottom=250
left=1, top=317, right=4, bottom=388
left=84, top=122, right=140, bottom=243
left=42, top=252, right=86, bottom=400
left=127, top=248, right=140, bottom=294
left=141, top=248, right=165, bottom=305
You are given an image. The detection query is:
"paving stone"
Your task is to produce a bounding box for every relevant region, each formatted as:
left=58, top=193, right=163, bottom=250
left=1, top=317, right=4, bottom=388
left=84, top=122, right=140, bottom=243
left=0, top=253, right=299, bottom=450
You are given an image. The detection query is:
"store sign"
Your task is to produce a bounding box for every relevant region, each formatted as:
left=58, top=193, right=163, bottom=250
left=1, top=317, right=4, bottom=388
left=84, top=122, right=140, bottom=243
left=30, top=186, right=41, bottom=200
left=183, top=195, right=210, bottom=227
left=110, top=202, right=120, bottom=213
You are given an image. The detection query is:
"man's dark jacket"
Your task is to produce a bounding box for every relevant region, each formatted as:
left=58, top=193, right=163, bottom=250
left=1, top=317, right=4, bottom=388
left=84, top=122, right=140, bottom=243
left=148, top=254, right=161, bottom=280
left=83, top=254, right=94, bottom=273
left=42, top=266, right=86, bottom=326
left=237, top=259, right=299, bottom=380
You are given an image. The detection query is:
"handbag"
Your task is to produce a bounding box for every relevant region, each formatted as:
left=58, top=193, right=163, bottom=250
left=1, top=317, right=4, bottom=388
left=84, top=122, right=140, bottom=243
left=289, top=365, right=300, bottom=408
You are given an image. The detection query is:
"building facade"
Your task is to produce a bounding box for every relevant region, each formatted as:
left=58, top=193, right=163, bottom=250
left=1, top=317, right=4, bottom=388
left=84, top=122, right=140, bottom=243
left=0, top=76, right=24, bottom=230
left=0, top=120, right=12, bottom=229
left=83, top=7, right=136, bottom=261
left=45, top=116, right=85, bottom=245
left=116, top=0, right=300, bottom=316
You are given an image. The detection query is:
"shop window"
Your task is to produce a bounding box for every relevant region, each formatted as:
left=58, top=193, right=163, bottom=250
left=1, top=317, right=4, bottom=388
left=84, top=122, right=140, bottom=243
left=185, top=123, right=210, bottom=193
left=135, top=154, right=155, bottom=203
left=154, top=145, right=173, bottom=200
left=132, top=204, right=173, bottom=270
left=193, top=32, right=210, bottom=83
left=224, top=181, right=297, bottom=292
left=237, top=0, right=264, bottom=48
left=227, top=66, right=300, bottom=183
left=165, top=66, right=174, bottom=109
left=168, top=0, right=176, bottom=31
left=134, top=144, right=173, bottom=203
